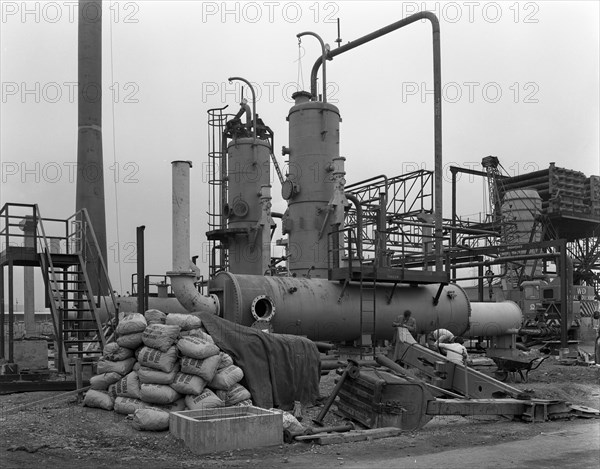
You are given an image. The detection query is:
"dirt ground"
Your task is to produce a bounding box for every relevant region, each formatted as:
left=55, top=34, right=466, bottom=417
left=1, top=352, right=599, bottom=469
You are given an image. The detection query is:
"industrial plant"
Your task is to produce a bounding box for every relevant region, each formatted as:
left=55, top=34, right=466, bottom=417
left=1, top=2, right=599, bottom=465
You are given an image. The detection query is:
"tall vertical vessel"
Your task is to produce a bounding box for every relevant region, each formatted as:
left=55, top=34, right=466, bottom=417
left=226, top=137, right=272, bottom=275
left=282, top=91, right=343, bottom=278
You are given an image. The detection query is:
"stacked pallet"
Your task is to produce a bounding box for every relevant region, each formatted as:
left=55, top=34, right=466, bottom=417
left=499, top=163, right=600, bottom=219
left=82, top=310, right=252, bottom=431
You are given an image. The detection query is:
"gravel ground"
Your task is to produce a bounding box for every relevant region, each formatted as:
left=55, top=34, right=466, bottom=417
left=1, top=351, right=598, bottom=468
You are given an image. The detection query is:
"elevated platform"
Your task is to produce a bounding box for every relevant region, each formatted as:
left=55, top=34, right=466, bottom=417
left=0, top=247, right=79, bottom=268
left=329, top=266, right=449, bottom=285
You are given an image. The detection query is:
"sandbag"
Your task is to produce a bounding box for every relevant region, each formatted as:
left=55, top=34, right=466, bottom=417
left=216, top=383, right=251, bottom=406
left=142, top=324, right=181, bottom=352
left=177, top=336, right=220, bottom=360
left=154, top=397, right=186, bottom=413
left=170, top=372, right=207, bottom=395
left=145, top=309, right=167, bottom=325
left=218, top=352, right=234, bottom=370
left=180, top=355, right=221, bottom=382
left=107, top=383, right=117, bottom=399
left=139, top=383, right=182, bottom=405
left=269, top=409, right=304, bottom=433
left=136, top=346, right=178, bottom=373
left=97, top=357, right=136, bottom=375
left=132, top=408, right=170, bottom=431
left=116, top=313, right=147, bottom=335
left=116, top=332, right=144, bottom=350
left=138, top=364, right=179, bottom=385
left=103, top=342, right=135, bottom=361
left=233, top=399, right=254, bottom=407
left=83, top=389, right=114, bottom=411
left=166, top=313, right=202, bottom=331
left=114, top=397, right=152, bottom=415
left=209, top=365, right=244, bottom=390
left=114, top=371, right=141, bottom=399
left=90, top=372, right=122, bottom=391
left=179, top=328, right=214, bottom=343
left=184, top=389, right=224, bottom=410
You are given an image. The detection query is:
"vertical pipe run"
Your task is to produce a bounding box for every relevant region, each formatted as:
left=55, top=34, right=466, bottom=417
left=297, top=31, right=327, bottom=102
left=136, top=225, right=145, bottom=316
left=377, top=192, right=387, bottom=268
left=309, top=12, right=443, bottom=270
left=345, top=193, right=363, bottom=260
left=559, top=241, right=568, bottom=352
left=8, top=261, right=14, bottom=363
left=0, top=267, right=4, bottom=359
left=172, top=161, right=192, bottom=272
left=168, top=161, right=219, bottom=315
left=21, top=217, right=36, bottom=336
left=478, top=264, right=484, bottom=301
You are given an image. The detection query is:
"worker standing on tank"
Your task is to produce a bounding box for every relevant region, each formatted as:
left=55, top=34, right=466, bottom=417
left=234, top=97, right=252, bottom=132
left=393, top=310, right=417, bottom=340
left=437, top=337, right=468, bottom=365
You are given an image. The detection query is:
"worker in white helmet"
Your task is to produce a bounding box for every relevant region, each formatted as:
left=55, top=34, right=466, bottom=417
left=437, top=337, right=468, bottom=366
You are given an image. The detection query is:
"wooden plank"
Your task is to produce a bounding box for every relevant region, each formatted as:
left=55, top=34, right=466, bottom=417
left=426, top=398, right=527, bottom=416
left=298, top=427, right=403, bottom=445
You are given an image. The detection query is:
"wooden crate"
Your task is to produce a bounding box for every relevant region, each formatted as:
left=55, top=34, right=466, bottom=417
left=336, top=369, right=433, bottom=431
left=169, top=406, right=283, bottom=455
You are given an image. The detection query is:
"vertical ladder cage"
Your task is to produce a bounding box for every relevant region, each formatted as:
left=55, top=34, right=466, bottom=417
left=207, top=106, right=231, bottom=277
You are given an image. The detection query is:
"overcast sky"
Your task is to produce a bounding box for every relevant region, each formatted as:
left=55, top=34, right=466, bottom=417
left=1, top=1, right=599, bottom=307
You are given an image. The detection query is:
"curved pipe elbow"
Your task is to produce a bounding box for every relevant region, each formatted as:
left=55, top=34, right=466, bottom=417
left=309, top=11, right=440, bottom=98
left=168, top=271, right=219, bottom=315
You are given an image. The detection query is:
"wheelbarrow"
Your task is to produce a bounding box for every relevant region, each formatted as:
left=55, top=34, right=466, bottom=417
left=491, top=356, right=549, bottom=383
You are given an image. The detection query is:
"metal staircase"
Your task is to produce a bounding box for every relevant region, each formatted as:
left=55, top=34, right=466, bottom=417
left=35, top=206, right=118, bottom=371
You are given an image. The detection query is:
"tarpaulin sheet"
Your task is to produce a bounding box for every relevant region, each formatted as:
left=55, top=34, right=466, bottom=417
left=198, top=312, right=321, bottom=410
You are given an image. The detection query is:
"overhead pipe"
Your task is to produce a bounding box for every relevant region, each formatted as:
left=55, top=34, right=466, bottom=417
left=297, top=31, right=328, bottom=102
left=310, top=11, right=443, bottom=271
left=167, top=161, right=219, bottom=315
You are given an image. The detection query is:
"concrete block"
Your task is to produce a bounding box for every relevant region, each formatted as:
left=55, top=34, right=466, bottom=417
left=170, top=406, right=282, bottom=455
left=4, top=340, right=48, bottom=370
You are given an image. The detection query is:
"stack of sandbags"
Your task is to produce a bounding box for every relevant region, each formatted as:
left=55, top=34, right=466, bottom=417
left=137, top=322, right=182, bottom=408
left=115, top=312, right=147, bottom=349
left=84, top=343, right=137, bottom=411
left=84, top=309, right=254, bottom=431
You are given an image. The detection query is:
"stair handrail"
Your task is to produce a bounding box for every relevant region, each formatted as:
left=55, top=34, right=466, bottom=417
left=76, top=208, right=119, bottom=325
left=34, top=204, right=69, bottom=368
left=34, top=205, right=63, bottom=306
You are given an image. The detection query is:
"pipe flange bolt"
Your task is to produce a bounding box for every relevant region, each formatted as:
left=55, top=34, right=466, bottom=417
left=251, top=294, right=276, bottom=322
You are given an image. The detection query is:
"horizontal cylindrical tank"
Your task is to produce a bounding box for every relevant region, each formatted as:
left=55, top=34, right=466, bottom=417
left=285, top=91, right=341, bottom=278
left=209, top=272, right=471, bottom=342
left=465, top=301, right=522, bottom=337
